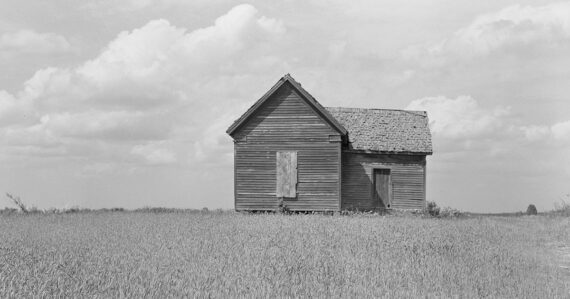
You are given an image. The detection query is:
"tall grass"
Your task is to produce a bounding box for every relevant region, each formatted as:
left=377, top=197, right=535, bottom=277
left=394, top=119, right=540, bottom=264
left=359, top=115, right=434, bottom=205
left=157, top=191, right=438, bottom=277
left=0, top=212, right=568, bottom=297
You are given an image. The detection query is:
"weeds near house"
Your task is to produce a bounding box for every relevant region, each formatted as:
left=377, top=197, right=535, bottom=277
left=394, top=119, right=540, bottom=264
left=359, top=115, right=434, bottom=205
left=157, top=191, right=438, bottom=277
left=422, top=201, right=464, bottom=218
left=5, top=193, right=28, bottom=213
left=424, top=201, right=440, bottom=217
left=0, top=211, right=568, bottom=297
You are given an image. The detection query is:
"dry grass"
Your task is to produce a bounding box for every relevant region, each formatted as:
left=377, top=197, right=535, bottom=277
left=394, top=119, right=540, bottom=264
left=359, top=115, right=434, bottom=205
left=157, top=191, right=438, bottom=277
left=1, top=211, right=569, bottom=298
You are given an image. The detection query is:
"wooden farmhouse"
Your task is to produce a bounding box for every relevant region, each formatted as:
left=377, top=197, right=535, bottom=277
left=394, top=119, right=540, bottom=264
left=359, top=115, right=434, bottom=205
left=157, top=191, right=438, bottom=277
left=226, top=74, right=433, bottom=212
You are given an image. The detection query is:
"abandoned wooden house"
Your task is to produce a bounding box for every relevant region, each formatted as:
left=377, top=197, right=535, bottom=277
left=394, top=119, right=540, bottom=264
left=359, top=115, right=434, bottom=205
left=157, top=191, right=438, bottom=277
left=226, top=74, right=433, bottom=212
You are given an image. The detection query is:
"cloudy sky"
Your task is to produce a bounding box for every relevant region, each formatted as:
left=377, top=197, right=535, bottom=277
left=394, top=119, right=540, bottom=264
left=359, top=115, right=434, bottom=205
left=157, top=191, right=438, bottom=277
left=1, top=0, right=569, bottom=212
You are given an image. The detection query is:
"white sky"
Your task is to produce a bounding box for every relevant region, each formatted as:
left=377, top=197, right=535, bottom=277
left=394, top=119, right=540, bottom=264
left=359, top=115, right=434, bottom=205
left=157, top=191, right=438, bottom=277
left=1, top=0, right=569, bottom=212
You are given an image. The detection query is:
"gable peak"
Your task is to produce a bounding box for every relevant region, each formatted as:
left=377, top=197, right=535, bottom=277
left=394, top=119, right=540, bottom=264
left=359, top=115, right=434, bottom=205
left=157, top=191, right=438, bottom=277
left=226, top=74, right=347, bottom=136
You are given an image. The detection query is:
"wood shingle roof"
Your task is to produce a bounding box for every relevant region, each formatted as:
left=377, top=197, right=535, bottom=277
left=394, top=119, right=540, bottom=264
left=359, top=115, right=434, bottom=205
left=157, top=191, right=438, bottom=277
left=326, top=107, right=433, bottom=154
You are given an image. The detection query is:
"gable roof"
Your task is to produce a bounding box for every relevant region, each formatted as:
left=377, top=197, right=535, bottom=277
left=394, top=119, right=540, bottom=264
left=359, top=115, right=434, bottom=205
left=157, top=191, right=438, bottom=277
left=226, top=74, right=348, bottom=136
left=326, top=107, right=433, bottom=154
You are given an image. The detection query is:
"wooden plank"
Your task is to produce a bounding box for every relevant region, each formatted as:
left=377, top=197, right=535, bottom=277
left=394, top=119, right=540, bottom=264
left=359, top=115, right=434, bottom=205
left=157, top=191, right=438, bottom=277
left=276, top=151, right=286, bottom=198
left=276, top=151, right=297, bottom=198
left=234, top=146, right=236, bottom=211
left=290, top=151, right=297, bottom=198
left=423, top=163, right=427, bottom=208
left=338, top=142, right=342, bottom=211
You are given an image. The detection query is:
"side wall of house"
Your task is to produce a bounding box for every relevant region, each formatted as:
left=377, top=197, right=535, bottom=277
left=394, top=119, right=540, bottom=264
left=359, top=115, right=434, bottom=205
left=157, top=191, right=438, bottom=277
left=233, top=82, right=341, bottom=211
left=341, top=152, right=426, bottom=210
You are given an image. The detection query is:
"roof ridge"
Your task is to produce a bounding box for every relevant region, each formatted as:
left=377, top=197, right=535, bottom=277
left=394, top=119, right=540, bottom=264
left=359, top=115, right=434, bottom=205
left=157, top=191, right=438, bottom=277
left=326, top=106, right=427, bottom=115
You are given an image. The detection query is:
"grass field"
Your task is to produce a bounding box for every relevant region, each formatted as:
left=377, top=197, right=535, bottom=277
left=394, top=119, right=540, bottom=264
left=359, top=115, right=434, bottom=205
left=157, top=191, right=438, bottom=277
left=1, top=211, right=569, bottom=298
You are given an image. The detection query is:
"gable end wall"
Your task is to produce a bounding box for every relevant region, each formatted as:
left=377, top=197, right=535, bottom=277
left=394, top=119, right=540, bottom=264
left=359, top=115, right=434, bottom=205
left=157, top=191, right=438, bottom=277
left=233, top=83, right=341, bottom=211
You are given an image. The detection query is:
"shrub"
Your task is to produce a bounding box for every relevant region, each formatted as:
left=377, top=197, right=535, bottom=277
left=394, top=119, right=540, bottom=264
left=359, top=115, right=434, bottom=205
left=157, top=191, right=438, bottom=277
left=526, top=204, right=538, bottom=216
left=439, top=206, right=464, bottom=218
left=276, top=199, right=290, bottom=214
left=134, top=207, right=178, bottom=213
left=422, top=202, right=464, bottom=218
left=64, top=206, right=82, bottom=213
left=0, top=207, right=18, bottom=214
left=425, top=201, right=440, bottom=217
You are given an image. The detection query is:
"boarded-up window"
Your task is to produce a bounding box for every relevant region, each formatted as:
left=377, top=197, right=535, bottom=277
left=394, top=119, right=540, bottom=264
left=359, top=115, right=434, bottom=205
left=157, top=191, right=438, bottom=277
left=276, top=151, right=297, bottom=198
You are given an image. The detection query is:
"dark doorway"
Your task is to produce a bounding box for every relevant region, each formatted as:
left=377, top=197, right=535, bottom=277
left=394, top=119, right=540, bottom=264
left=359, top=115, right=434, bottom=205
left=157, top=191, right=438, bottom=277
left=373, top=169, right=391, bottom=208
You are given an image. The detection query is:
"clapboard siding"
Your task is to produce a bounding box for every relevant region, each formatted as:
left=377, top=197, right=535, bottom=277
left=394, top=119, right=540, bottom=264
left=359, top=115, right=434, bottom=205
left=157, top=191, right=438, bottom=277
left=234, top=82, right=341, bottom=211
left=341, top=152, right=426, bottom=210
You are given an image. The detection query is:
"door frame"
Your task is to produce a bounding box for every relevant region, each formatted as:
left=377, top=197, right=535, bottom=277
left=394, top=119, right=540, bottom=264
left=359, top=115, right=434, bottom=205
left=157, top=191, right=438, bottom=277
left=371, top=167, right=393, bottom=209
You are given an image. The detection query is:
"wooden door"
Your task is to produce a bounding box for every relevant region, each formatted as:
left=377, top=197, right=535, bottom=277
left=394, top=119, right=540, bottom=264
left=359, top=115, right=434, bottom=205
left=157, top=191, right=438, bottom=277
left=276, top=151, right=297, bottom=198
left=374, top=169, right=391, bottom=208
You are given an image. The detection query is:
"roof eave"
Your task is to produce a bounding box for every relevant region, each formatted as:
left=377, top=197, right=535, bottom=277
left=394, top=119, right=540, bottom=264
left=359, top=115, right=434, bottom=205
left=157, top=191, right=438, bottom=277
left=226, top=76, right=288, bottom=136
left=344, top=149, right=433, bottom=155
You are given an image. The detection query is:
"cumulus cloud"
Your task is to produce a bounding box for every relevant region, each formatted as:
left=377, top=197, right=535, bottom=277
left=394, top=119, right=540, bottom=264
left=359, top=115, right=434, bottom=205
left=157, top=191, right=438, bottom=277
left=403, top=2, right=570, bottom=66
left=190, top=114, right=234, bottom=165
left=406, top=95, right=510, bottom=139
left=256, top=16, right=286, bottom=34
left=77, top=19, right=185, bottom=86
left=523, top=120, right=570, bottom=143
left=81, top=0, right=194, bottom=14
left=131, top=142, right=177, bottom=165
left=406, top=94, right=570, bottom=164
left=0, top=4, right=286, bottom=169
left=328, top=1, right=570, bottom=212
left=551, top=120, right=570, bottom=141
left=0, top=29, right=71, bottom=54
left=40, top=110, right=172, bottom=141
left=406, top=94, right=570, bottom=210
left=0, top=90, right=22, bottom=126
left=521, top=125, right=551, bottom=142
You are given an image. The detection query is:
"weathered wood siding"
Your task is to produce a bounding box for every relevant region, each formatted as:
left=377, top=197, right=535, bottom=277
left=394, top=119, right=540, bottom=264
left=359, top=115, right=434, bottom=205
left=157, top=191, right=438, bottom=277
left=341, top=152, right=426, bottom=210
left=233, top=82, right=341, bottom=211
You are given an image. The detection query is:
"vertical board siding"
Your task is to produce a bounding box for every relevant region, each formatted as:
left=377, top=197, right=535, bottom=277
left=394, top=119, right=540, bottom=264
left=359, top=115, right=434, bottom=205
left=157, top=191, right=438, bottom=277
left=234, top=82, right=341, bottom=211
left=341, top=152, right=426, bottom=210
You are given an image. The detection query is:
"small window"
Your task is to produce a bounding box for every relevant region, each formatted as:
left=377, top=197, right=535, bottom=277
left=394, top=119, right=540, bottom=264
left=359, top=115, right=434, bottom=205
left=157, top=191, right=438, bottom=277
left=276, top=151, right=297, bottom=198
